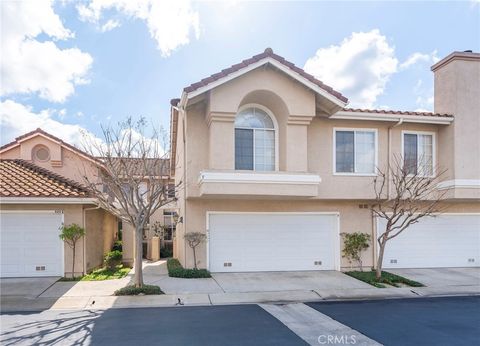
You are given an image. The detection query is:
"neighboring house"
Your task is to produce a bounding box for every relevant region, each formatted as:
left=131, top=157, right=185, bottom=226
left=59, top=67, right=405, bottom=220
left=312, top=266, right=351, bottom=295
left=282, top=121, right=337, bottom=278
left=0, top=129, right=118, bottom=278
left=170, top=49, right=480, bottom=272
left=115, top=157, right=177, bottom=265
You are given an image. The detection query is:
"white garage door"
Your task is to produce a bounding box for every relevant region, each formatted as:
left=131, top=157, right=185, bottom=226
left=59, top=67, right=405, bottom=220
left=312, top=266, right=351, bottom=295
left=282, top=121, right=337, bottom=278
left=1, top=211, right=64, bottom=277
left=378, top=214, right=480, bottom=269
left=208, top=213, right=339, bottom=272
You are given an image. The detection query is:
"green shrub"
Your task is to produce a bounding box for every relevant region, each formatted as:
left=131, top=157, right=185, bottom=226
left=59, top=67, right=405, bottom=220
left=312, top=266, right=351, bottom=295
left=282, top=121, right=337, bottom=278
left=167, top=258, right=211, bottom=278
left=114, top=284, right=164, bottom=296
left=104, top=250, right=123, bottom=270
left=160, top=244, right=173, bottom=258
left=112, top=240, right=123, bottom=252
left=82, top=265, right=130, bottom=281
left=342, top=232, right=371, bottom=270
left=345, top=270, right=424, bottom=288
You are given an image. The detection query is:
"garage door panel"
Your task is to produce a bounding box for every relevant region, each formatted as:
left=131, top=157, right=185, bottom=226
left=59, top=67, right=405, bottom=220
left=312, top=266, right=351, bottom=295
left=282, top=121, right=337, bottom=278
left=379, top=215, right=480, bottom=269
left=1, top=211, right=63, bottom=277
left=209, top=213, right=337, bottom=272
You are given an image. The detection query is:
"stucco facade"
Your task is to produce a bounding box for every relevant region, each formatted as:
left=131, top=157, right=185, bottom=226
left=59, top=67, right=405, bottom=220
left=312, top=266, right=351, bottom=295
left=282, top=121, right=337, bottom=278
left=171, top=50, right=480, bottom=271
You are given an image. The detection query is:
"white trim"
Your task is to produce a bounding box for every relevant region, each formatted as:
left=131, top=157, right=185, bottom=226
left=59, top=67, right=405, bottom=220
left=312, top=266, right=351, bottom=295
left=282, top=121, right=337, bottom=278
left=206, top=211, right=341, bottom=272
left=437, top=179, right=480, bottom=190
left=0, top=197, right=97, bottom=204
left=401, top=130, right=437, bottom=178
left=235, top=103, right=279, bottom=172
left=332, top=111, right=453, bottom=125
left=333, top=127, right=378, bottom=175
left=186, top=57, right=347, bottom=107
left=198, top=171, right=321, bottom=185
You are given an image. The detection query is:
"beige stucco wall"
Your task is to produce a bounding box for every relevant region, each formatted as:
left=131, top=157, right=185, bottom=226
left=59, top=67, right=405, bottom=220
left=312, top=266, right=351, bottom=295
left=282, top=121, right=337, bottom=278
left=0, top=136, right=100, bottom=186
left=435, top=56, right=480, bottom=180
left=84, top=208, right=117, bottom=271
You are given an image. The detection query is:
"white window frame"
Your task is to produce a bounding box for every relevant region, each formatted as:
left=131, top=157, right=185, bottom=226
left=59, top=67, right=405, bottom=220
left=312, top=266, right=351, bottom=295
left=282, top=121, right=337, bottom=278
left=333, top=128, right=378, bottom=176
left=234, top=103, right=279, bottom=172
left=401, top=130, right=436, bottom=178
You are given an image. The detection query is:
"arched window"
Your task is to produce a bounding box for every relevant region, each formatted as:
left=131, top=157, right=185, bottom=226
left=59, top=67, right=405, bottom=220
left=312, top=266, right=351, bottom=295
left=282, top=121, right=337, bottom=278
left=234, top=107, right=276, bottom=171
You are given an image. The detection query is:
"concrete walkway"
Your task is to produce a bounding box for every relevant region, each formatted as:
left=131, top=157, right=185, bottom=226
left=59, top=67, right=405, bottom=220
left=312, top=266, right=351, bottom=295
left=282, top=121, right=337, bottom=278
left=1, top=263, right=479, bottom=312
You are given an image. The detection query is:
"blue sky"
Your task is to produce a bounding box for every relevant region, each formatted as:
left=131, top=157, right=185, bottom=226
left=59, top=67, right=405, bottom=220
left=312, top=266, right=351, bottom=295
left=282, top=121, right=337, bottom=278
left=1, top=1, right=479, bottom=147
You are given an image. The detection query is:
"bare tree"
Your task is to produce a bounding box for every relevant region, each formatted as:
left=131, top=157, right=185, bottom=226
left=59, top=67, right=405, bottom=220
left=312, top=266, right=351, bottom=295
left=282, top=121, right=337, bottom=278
left=81, top=117, right=177, bottom=287
left=184, top=232, right=206, bottom=269
left=371, top=155, right=446, bottom=280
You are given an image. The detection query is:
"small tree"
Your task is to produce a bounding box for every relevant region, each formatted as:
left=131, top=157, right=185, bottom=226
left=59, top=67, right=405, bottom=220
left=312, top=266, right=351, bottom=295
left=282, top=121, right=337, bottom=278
left=184, top=232, right=206, bottom=269
left=342, top=232, right=371, bottom=271
left=371, top=155, right=446, bottom=280
left=81, top=117, right=178, bottom=288
left=59, top=223, right=86, bottom=278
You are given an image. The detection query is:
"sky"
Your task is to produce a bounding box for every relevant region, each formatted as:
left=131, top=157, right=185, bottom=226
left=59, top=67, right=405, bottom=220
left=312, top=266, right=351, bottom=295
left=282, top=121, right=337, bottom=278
left=1, top=0, right=479, bottom=149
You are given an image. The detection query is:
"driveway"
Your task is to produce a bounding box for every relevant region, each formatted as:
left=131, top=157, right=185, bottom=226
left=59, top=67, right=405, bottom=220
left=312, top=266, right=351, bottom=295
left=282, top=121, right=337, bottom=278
left=212, top=271, right=371, bottom=293
left=389, top=267, right=480, bottom=287
left=0, top=277, right=59, bottom=298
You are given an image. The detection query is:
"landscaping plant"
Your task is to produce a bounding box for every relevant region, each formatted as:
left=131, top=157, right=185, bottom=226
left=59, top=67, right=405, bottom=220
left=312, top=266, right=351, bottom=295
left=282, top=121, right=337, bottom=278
left=104, top=250, right=123, bottom=270
left=342, top=232, right=371, bottom=271
left=59, top=223, right=86, bottom=278
left=184, top=232, right=206, bottom=269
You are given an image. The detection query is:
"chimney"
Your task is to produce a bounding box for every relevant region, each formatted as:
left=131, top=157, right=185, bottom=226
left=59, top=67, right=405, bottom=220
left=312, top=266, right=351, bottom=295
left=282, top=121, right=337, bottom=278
left=432, top=51, right=480, bottom=195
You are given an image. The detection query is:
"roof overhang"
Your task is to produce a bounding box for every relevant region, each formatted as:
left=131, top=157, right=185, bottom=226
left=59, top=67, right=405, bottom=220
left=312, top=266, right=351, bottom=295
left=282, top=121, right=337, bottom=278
left=0, top=197, right=97, bottom=204
left=331, top=110, right=454, bottom=125
left=179, top=57, right=348, bottom=110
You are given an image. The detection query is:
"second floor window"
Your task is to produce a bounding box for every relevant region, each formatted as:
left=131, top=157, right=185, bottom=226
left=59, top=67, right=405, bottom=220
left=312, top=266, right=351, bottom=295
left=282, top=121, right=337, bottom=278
left=235, top=107, right=275, bottom=171
left=403, top=132, right=434, bottom=176
left=335, top=129, right=377, bottom=174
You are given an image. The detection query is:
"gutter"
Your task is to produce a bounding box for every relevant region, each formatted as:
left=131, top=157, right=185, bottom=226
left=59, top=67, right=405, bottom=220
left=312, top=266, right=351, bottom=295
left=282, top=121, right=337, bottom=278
left=0, top=197, right=97, bottom=204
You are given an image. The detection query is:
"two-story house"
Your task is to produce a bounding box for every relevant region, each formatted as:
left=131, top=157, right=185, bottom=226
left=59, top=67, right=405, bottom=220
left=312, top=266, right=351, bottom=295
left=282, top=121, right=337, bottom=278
left=170, top=49, right=480, bottom=272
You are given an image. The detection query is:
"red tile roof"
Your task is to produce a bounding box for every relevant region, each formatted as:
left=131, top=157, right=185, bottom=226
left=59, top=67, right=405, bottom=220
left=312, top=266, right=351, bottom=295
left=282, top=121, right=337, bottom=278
left=343, top=108, right=453, bottom=118
left=0, top=159, right=90, bottom=198
left=183, top=48, right=349, bottom=103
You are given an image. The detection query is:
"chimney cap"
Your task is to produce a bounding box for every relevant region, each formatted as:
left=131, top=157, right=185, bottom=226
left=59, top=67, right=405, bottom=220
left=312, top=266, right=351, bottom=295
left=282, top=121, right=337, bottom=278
left=431, top=51, right=480, bottom=72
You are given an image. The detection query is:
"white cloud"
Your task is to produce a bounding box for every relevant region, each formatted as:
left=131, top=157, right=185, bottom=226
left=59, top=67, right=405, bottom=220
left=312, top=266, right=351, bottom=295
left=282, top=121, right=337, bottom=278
left=304, top=30, right=398, bottom=108
left=0, top=100, right=98, bottom=148
left=400, top=50, right=439, bottom=70
left=77, top=0, right=199, bottom=57
left=1, top=0, right=93, bottom=103
left=101, top=19, right=121, bottom=32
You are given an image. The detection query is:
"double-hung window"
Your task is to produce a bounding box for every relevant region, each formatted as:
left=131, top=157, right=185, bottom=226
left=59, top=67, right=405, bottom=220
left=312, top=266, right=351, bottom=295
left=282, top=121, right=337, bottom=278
left=335, top=129, right=377, bottom=174
left=234, top=107, right=276, bottom=171
left=403, top=132, right=434, bottom=176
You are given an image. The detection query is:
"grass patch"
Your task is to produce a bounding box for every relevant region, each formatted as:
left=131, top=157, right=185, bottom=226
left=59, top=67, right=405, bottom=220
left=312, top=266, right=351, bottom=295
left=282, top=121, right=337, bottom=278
left=114, top=284, right=164, bottom=296
left=58, top=265, right=131, bottom=282
left=346, top=270, right=424, bottom=288
left=81, top=265, right=131, bottom=281
left=167, top=258, right=211, bottom=278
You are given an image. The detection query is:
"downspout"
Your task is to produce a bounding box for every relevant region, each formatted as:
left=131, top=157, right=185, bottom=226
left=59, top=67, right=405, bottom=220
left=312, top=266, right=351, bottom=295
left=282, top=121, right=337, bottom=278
left=83, top=205, right=101, bottom=275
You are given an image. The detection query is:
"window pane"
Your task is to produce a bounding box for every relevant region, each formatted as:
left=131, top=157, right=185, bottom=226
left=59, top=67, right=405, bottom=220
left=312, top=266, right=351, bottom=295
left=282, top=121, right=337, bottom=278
left=254, top=130, right=275, bottom=171
left=336, top=131, right=354, bottom=173
left=418, top=134, right=433, bottom=176
left=235, top=129, right=254, bottom=170
left=235, top=108, right=274, bottom=129
left=404, top=134, right=418, bottom=175
left=355, top=131, right=375, bottom=173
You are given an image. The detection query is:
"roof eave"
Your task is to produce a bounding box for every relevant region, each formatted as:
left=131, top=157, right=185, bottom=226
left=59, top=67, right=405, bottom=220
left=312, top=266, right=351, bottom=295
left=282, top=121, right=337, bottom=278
left=331, top=111, right=454, bottom=125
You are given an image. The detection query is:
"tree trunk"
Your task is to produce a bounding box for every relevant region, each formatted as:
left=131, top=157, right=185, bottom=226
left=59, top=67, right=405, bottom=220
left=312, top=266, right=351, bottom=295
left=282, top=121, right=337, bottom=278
left=376, top=240, right=386, bottom=280
left=134, top=225, right=144, bottom=288
left=192, top=246, right=197, bottom=269
left=72, top=245, right=76, bottom=279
